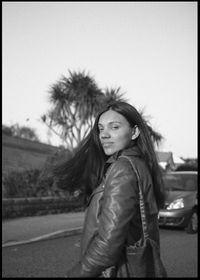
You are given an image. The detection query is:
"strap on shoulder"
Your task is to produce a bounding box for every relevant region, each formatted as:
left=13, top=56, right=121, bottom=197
left=119, top=155, right=149, bottom=240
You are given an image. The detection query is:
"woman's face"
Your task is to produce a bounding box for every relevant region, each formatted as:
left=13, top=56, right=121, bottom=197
left=98, top=109, right=134, bottom=156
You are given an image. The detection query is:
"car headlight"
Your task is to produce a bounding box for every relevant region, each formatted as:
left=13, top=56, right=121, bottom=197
left=167, top=198, right=184, bottom=210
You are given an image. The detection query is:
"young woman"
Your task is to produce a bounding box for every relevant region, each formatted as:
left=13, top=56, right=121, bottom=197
left=54, top=101, right=166, bottom=277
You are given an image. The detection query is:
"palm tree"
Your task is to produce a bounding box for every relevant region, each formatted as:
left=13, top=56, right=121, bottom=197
left=42, top=69, right=164, bottom=151
left=146, top=124, right=163, bottom=148
left=42, top=70, right=105, bottom=151
left=101, top=87, right=127, bottom=107
left=138, top=110, right=164, bottom=148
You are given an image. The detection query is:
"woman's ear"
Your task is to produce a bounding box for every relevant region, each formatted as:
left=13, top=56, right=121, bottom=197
left=131, top=125, right=140, bottom=140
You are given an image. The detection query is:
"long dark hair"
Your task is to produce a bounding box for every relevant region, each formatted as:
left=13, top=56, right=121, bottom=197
left=53, top=101, right=165, bottom=208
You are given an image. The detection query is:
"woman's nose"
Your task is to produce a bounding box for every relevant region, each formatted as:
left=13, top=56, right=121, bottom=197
left=100, top=130, right=111, bottom=139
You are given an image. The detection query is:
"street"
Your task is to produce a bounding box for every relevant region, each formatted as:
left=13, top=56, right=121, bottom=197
left=2, top=228, right=197, bottom=278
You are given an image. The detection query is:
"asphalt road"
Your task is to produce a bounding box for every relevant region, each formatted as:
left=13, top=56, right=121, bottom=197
left=2, top=212, right=84, bottom=245
left=2, top=228, right=197, bottom=278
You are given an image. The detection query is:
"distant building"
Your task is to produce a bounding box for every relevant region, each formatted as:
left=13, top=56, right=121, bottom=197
left=156, top=151, right=185, bottom=171
left=156, top=151, right=175, bottom=170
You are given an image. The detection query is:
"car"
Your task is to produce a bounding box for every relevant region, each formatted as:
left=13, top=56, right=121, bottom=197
left=158, top=171, right=197, bottom=233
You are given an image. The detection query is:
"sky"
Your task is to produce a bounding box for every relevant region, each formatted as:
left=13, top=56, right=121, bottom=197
left=2, top=2, right=197, bottom=158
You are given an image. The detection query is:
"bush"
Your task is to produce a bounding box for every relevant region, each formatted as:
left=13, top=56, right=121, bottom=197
left=3, top=169, right=41, bottom=198
left=175, top=164, right=197, bottom=171
left=2, top=147, right=74, bottom=199
left=2, top=168, right=71, bottom=198
left=2, top=197, right=85, bottom=219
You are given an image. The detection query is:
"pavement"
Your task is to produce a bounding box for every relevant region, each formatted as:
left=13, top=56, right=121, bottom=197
left=2, top=211, right=85, bottom=248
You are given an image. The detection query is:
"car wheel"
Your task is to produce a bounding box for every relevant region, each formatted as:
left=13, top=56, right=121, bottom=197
left=185, top=210, right=198, bottom=234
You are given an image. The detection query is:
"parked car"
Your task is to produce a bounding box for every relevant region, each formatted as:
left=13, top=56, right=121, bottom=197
left=158, top=171, right=197, bottom=233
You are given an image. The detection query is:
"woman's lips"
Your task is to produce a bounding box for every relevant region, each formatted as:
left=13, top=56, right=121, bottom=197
left=102, top=142, right=113, bottom=148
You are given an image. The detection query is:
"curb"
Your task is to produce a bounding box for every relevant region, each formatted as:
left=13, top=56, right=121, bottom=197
left=2, top=227, right=83, bottom=248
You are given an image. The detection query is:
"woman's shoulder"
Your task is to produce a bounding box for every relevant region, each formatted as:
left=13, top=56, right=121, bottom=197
left=117, top=154, right=150, bottom=179
left=105, top=155, right=136, bottom=179
left=112, top=155, right=134, bottom=168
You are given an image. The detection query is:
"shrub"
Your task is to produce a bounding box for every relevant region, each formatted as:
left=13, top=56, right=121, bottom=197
left=3, top=169, right=41, bottom=198
left=2, top=147, right=74, bottom=199
left=2, top=197, right=85, bottom=219
left=175, top=164, right=197, bottom=171
left=2, top=168, right=71, bottom=198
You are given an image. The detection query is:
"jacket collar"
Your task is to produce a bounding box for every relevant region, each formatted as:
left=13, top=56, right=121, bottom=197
left=106, top=141, right=141, bottom=164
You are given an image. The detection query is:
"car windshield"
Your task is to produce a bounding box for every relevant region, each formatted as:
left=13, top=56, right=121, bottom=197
left=163, top=173, right=197, bottom=191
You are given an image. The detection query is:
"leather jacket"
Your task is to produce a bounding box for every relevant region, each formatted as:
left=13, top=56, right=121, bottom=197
left=70, top=146, right=160, bottom=277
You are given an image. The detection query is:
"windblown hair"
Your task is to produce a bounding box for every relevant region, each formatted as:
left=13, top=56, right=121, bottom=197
left=53, top=101, right=165, bottom=208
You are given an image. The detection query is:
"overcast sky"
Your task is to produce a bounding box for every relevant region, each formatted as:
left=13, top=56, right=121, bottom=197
left=2, top=2, right=197, bottom=158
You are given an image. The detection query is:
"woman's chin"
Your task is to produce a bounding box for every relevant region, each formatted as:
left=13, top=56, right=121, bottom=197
left=103, top=148, right=115, bottom=156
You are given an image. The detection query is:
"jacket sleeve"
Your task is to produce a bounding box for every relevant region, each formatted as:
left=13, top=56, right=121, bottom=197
left=78, top=158, right=139, bottom=277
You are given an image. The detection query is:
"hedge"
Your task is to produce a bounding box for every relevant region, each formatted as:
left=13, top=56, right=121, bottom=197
left=2, top=197, right=85, bottom=219
left=2, top=148, right=73, bottom=199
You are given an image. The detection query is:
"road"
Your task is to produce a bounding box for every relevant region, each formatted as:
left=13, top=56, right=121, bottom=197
left=160, top=227, right=197, bottom=277
left=2, top=228, right=197, bottom=278
left=2, top=212, right=84, bottom=245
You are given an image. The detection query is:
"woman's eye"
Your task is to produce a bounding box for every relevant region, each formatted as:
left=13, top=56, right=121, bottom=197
left=112, top=126, right=119, bottom=129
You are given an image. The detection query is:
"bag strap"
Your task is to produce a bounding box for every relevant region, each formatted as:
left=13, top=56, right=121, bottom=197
left=120, top=155, right=149, bottom=241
